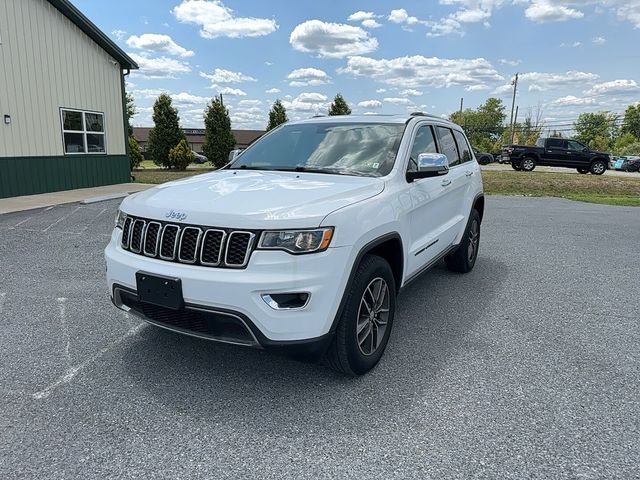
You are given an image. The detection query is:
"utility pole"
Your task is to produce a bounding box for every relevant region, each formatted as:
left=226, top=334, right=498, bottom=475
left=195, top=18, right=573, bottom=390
left=509, top=73, right=519, bottom=144
left=459, top=97, right=464, bottom=115
left=512, top=105, right=519, bottom=143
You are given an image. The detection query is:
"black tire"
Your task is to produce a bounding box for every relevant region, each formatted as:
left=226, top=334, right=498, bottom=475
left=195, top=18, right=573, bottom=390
left=577, top=168, right=589, bottom=174
left=445, top=209, right=481, bottom=274
left=325, top=254, right=396, bottom=376
left=511, top=161, right=522, bottom=171
left=590, top=160, right=606, bottom=175
left=521, top=156, right=536, bottom=172
left=478, top=155, right=490, bottom=166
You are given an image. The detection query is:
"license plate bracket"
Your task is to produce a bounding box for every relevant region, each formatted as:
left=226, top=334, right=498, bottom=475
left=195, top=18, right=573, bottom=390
left=136, top=271, right=184, bottom=310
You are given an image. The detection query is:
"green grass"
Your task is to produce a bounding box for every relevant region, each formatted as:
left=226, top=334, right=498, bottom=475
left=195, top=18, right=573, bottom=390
left=482, top=170, right=640, bottom=206
left=133, top=160, right=216, bottom=184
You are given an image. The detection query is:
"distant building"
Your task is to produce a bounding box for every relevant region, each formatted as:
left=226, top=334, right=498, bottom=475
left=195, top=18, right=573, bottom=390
left=0, top=0, right=138, bottom=198
left=133, top=128, right=265, bottom=159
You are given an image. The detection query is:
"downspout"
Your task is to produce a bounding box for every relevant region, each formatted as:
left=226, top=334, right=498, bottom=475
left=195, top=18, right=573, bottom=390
left=120, top=68, right=132, bottom=177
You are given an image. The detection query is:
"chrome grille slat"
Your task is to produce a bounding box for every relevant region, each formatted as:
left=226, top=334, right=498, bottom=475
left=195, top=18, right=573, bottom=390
left=178, top=227, right=202, bottom=264
left=200, top=229, right=226, bottom=266
left=122, top=215, right=256, bottom=269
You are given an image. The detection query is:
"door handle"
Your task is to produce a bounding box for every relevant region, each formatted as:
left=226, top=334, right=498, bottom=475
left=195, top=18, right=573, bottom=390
left=465, top=171, right=473, bottom=177
left=441, top=179, right=452, bottom=186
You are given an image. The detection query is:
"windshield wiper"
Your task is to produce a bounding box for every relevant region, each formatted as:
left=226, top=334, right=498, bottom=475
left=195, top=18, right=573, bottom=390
left=275, top=166, right=371, bottom=176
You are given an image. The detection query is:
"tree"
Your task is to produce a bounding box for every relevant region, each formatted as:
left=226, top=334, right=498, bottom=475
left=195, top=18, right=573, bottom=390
left=617, top=141, right=640, bottom=156
left=169, top=139, right=195, bottom=170
left=203, top=95, right=236, bottom=168
left=449, top=97, right=506, bottom=152
left=125, top=92, right=136, bottom=138
left=620, top=104, right=640, bottom=140
left=128, top=136, right=143, bottom=170
left=613, top=132, right=638, bottom=155
left=328, top=94, right=351, bottom=116
left=574, top=112, right=618, bottom=150
left=148, top=94, right=185, bottom=168
left=267, top=100, right=288, bottom=131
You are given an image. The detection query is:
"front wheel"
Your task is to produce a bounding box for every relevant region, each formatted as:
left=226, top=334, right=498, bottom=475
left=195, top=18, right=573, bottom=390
left=325, top=255, right=396, bottom=375
left=445, top=209, right=481, bottom=273
left=591, top=160, right=606, bottom=175
left=577, top=168, right=589, bottom=174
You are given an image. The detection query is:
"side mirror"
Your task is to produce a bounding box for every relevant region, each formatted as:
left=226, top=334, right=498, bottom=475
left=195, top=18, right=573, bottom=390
left=228, top=149, right=243, bottom=162
left=407, top=153, right=449, bottom=182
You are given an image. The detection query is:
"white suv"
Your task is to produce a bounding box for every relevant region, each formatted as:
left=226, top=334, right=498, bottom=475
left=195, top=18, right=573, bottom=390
left=106, top=113, right=484, bottom=375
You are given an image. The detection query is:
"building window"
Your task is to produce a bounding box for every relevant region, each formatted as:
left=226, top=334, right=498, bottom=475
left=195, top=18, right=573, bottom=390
left=61, top=109, right=106, bottom=154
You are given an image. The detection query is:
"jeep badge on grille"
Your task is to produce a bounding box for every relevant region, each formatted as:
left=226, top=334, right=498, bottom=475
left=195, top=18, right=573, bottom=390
left=165, top=210, right=188, bottom=221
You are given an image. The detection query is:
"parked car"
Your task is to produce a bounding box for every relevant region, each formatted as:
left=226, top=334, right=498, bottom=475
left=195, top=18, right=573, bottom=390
left=106, top=113, right=484, bottom=375
left=501, top=137, right=611, bottom=175
left=619, top=156, right=640, bottom=172
left=472, top=147, right=494, bottom=165
left=192, top=151, right=208, bottom=164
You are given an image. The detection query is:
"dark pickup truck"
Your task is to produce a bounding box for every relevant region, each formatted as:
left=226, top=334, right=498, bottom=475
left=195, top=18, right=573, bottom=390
left=501, top=137, right=611, bottom=175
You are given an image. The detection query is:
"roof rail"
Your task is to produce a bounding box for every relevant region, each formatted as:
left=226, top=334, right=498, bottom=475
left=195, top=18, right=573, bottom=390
left=410, top=112, right=441, bottom=118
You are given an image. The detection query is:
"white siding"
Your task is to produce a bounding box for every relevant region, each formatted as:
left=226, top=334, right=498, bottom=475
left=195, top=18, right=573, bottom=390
left=0, top=0, right=126, bottom=157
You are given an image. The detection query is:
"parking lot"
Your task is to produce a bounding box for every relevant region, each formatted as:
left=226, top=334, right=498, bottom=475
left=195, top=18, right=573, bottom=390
left=1, top=196, right=638, bottom=479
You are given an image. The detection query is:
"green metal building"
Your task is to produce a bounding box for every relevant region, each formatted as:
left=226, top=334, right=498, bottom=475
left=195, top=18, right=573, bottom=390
left=0, top=0, right=138, bottom=199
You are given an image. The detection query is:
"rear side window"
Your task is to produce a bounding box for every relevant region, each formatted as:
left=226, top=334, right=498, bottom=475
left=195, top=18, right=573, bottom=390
left=452, top=129, right=472, bottom=163
left=435, top=126, right=460, bottom=167
left=546, top=138, right=566, bottom=149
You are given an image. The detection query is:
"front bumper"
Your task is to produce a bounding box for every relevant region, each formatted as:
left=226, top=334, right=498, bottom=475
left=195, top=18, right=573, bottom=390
left=105, top=229, right=352, bottom=344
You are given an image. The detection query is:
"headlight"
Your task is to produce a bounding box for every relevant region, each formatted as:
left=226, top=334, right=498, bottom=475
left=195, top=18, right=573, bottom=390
left=115, top=210, right=127, bottom=229
left=258, top=228, right=334, bottom=254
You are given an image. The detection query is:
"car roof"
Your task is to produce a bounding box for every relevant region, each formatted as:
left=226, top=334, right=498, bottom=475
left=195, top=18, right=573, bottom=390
left=290, top=113, right=460, bottom=128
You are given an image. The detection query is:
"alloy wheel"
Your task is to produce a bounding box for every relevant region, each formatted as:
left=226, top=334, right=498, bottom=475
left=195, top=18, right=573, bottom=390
left=467, top=219, right=480, bottom=263
left=356, top=277, right=390, bottom=356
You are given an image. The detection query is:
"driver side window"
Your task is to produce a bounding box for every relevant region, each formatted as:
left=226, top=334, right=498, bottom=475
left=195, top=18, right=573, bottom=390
left=567, top=140, right=585, bottom=151
left=407, top=125, right=437, bottom=173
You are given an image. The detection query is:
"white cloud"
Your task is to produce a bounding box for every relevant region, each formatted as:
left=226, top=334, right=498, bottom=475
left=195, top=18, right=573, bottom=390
left=499, top=58, right=522, bottom=66
left=112, top=29, right=126, bottom=40
left=128, top=52, right=191, bottom=78
left=551, top=95, right=597, bottom=106
left=525, top=1, right=584, bottom=22
left=348, top=11, right=376, bottom=22
left=592, top=36, right=606, bottom=44
left=399, top=89, right=423, bottom=97
left=362, top=19, right=383, bottom=28
left=427, top=17, right=463, bottom=37
left=388, top=8, right=420, bottom=25
left=375, top=88, right=387, bottom=93
left=585, top=79, right=640, bottom=96
left=289, top=20, right=378, bottom=58
left=517, top=71, right=600, bottom=91
left=266, top=88, right=281, bottom=94
left=453, top=8, right=491, bottom=23
left=338, top=55, right=504, bottom=89
left=357, top=100, right=383, bottom=108
left=287, top=67, right=331, bottom=87
left=172, top=0, right=278, bottom=39
left=492, top=83, right=514, bottom=95
left=200, top=68, right=256, bottom=84
left=560, top=41, right=582, bottom=47
left=132, top=88, right=168, bottom=99
left=171, top=92, right=209, bottom=104
left=466, top=84, right=491, bottom=91
left=238, top=99, right=262, bottom=107
left=126, top=33, right=194, bottom=57
left=383, top=97, right=412, bottom=105
left=282, top=92, right=329, bottom=112
left=218, top=87, right=247, bottom=96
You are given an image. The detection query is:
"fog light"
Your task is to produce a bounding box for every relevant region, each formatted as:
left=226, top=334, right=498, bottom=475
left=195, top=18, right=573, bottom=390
left=262, top=293, right=310, bottom=310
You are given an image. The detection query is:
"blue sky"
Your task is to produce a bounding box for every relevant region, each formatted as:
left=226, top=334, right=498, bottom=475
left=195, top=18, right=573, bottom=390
left=75, top=0, right=640, bottom=132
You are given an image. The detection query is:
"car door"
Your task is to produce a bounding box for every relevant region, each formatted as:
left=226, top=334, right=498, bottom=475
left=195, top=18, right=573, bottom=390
left=566, top=140, right=590, bottom=168
left=544, top=138, right=568, bottom=166
left=404, top=124, right=459, bottom=277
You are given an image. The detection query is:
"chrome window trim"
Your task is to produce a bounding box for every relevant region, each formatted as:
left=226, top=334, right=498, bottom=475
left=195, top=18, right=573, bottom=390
left=178, top=227, right=203, bottom=264
left=159, top=224, right=181, bottom=261
left=225, top=231, right=256, bottom=268
left=199, top=229, right=227, bottom=266
left=130, top=219, right=146, bottom=254
left=143, top=221, right=162, bottom=257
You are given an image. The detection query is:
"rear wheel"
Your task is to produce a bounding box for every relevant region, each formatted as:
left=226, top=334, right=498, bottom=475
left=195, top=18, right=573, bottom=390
left=511, top=161, right=522, bottom=171
left=521, top=156, right=536, bottom=172
left=325, top=255, right=396, bottom=376
left=445, top=209, right=481, bottom=274
left=590, top=160, right=606, bottom=175
left=577, top=168, right=589, bottom=174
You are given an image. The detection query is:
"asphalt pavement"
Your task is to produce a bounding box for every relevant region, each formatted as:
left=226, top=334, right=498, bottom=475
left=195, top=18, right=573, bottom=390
left=0, top=196, right=638, bottom=479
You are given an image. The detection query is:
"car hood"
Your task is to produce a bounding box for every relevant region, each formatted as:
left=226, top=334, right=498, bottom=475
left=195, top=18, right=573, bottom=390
left=122, top=169, right=385, bottom=229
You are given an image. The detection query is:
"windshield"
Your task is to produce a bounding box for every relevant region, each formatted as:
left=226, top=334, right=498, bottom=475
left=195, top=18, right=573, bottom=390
left=229, top=122, right=406, bottom=176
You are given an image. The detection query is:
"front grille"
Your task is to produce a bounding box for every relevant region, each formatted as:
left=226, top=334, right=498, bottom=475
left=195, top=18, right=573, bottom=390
left=120, top=215, right=258, bottom=269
